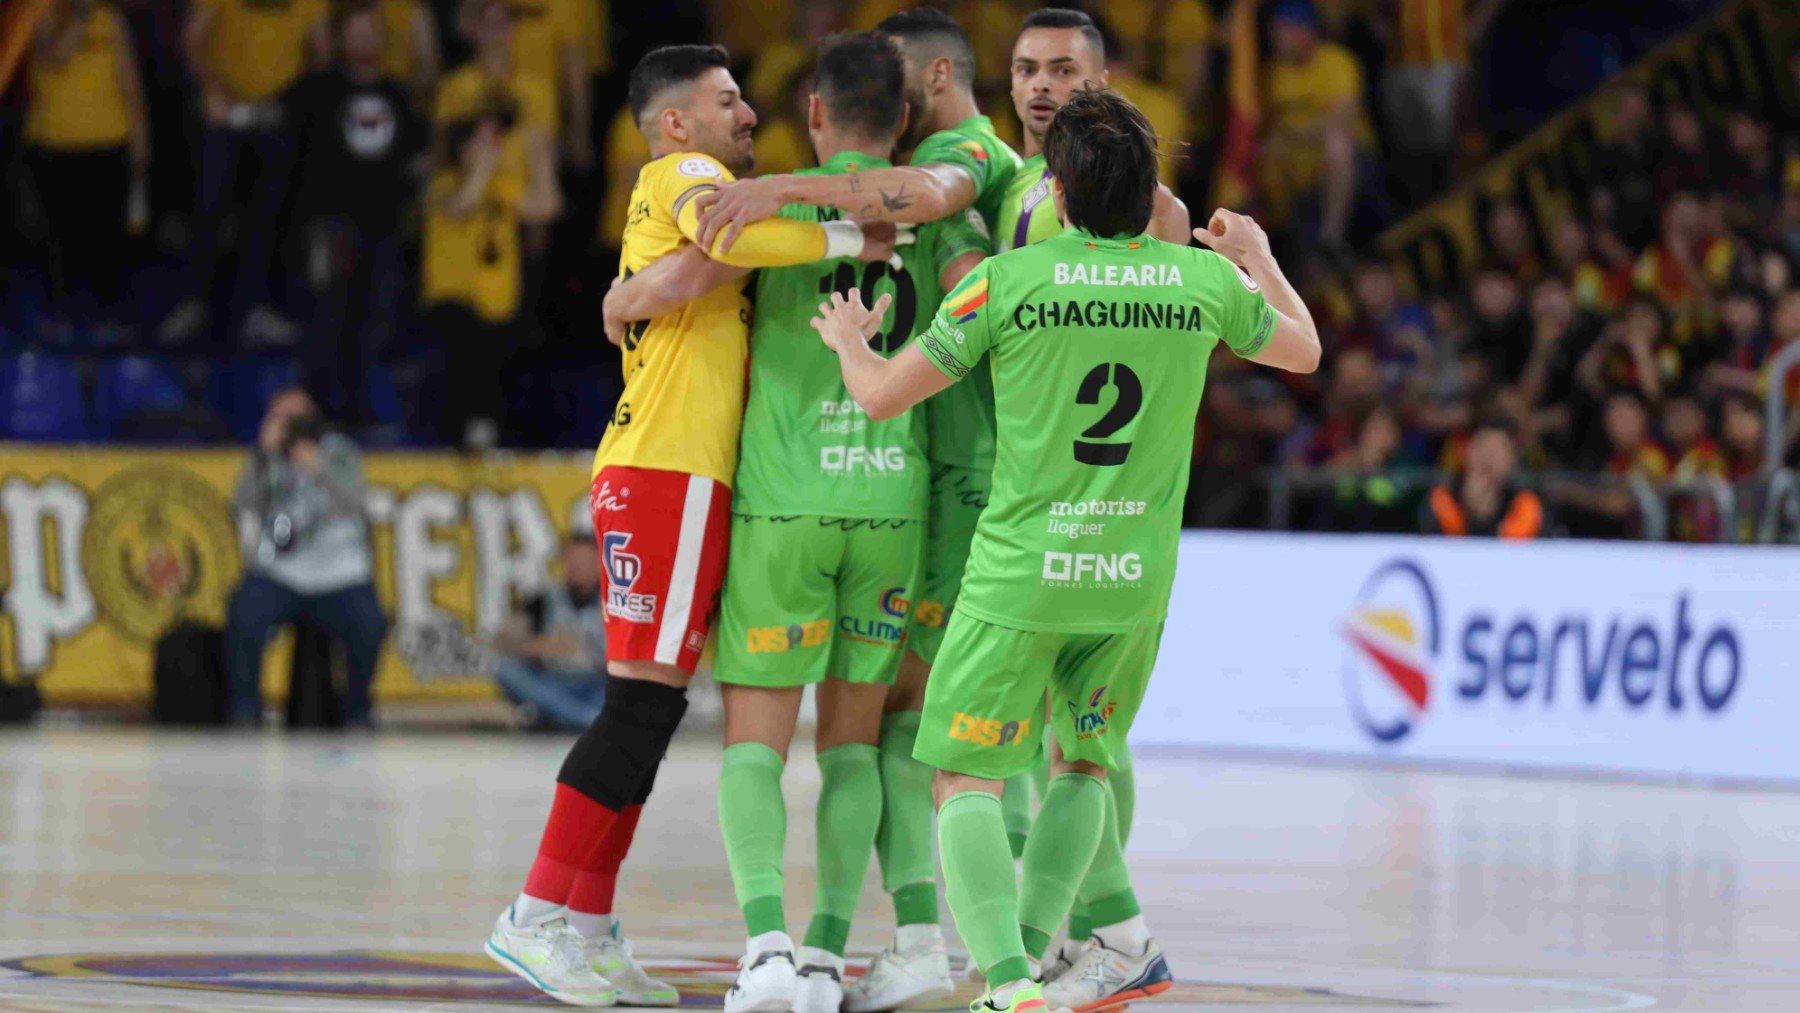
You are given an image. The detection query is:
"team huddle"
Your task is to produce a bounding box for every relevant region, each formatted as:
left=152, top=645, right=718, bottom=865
left=481, top=7, right=1321, bottom=1013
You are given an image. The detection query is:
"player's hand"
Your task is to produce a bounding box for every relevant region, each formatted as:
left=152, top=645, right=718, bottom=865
left=694, top=176, right=790, bottom=254
left=854, top=221, right=914, bottom=269
left=810, top=289, right=893, bottom=354
left=1193, top=208, right=1272, bottom=267
left=602, top=283, right=626, bottom=347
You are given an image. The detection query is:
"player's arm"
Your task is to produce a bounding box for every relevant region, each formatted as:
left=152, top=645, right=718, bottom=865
left=695, top=155, right=981, bottom=252
left=813, top=291, right=952, bottom=420
left=671, top=180, right=895, bottom=268
left=601, top=246, right=749, bottom=345
left=1148, top=184, right=1191, bottom=246
left=1193, top=209, right=1321, bottom=374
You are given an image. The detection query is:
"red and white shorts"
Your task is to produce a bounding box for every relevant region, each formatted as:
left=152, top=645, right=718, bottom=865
left=590, top=466, right=732, bottom=674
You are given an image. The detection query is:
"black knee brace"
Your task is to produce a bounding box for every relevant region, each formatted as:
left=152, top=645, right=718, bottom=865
left=556, top=675, right=689, bottom=810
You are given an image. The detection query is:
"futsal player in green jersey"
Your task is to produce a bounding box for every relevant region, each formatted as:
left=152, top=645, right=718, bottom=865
left=690, top=10, right=1027, bottom=1009
left=600, top=32, right=989, bottom=1013
left=809, top=90, right=1321, bottom=1013
left=992, top=9, right=1195, bottom=1004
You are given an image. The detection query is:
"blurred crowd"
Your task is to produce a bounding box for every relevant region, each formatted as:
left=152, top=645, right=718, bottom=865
left=1, top=0, right=1797, bottom=538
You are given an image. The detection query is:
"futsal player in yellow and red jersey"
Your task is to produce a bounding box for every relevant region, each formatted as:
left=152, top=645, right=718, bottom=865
left=485, top=44, right=900, bottom=1009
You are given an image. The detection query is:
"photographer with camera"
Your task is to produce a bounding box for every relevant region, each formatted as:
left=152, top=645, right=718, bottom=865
left=225, top=388, right=388, bottom=726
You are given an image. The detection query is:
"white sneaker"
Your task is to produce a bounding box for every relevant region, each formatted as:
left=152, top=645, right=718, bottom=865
left=794, top=946, right=844, bottom=1013
left=486, top=905, right=620, bottom=1007
left=845, top=932, right=954, bottom=1012
left=725, top=931, right=799, bottom=1013
left=1042, top=934, right=1171, bottom=1013
left=584, top=925, right=679, bottom=1006
left=1039, top=938, right=1087, bottom=987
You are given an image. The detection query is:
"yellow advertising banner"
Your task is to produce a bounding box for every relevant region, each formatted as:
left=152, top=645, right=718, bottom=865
left=1377, top=0, right=1800, bottom=292
left=0, top=445, right=597, bottom=706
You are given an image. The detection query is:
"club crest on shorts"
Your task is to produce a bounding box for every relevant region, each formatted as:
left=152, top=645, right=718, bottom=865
left=602, top=532, right=656, bottom=622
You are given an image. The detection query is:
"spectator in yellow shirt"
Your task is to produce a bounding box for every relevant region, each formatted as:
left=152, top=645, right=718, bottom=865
left=23, top=0, right=149, bottom=325
left=427, top=0, right=561, bottom=448
left=458, top=0, right=591, bottom=170
left=1259, top=0, right=1376, bottom=255
left=162, top=0, right=329, bottom=345
left=375, top=0, right=440, bottom=111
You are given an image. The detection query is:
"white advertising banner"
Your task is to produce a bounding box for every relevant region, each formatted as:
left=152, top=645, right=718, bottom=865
left=1139, top=532, right=1800, bottom=781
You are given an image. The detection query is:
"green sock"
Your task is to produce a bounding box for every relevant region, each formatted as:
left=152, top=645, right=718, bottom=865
left=1018, top=773, right=1107, bottom=960
left=1071, top=742, right=1136, bottom=941
left=719, top=742, right=787, bottom=936
left=1111, top=741, right=1136, bottom=846
left=939, top=790, right=1030, bottom=988
left=806, top=742, right=881, bottom=955
left=1001, top=773, right=1033, bottom=858
left=876, top=711, right=938, bottom=924
left=1075, top=773, right=1141, bottom=928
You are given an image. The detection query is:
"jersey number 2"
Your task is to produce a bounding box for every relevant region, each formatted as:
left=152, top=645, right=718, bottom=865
left=1073, top=363, right=1142, bottom=466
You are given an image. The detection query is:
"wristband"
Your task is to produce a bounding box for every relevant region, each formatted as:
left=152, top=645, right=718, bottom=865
left=822, top=220, right=866, bottom=260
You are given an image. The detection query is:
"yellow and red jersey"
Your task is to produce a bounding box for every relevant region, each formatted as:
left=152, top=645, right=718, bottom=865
left=593, top=153, right=752, bottom=488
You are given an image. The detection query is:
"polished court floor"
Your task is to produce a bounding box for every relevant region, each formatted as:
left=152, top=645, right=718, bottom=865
left=2, top=726, right=1798, bottom=1011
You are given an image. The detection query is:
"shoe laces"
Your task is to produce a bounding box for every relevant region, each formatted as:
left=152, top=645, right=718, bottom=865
left=544, top=922, right=596, bottom=978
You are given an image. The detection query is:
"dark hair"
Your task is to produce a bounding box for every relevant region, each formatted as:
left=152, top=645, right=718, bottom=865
left=876, top=7, right=976, bottom=86
left=628, top=44, right=731, bottom=125
left=1020, top=8, right=1105, bottom=63
left=814, top=32, right=906, bottom=139
left=1043, top=89, right=1157, bottom=238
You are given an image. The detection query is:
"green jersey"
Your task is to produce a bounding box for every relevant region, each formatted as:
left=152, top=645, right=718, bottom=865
left=913, top=227, right=1276, bottom=633
left=910, top=115, right=1021, bottom=471
left=995, top=154, right=1061, bottom=253
left=733, top=151, right=989, bottom=520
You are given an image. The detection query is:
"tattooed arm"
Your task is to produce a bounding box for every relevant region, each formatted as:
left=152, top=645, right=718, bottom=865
left=694, top=163, right=976, bottom=253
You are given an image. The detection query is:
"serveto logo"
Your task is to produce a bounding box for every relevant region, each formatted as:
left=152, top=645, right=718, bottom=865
left=821, top=446, right=907, bottom=473
left=1341, top=557, right=1746, bottom=745
left=1340, top=559, right=1439, bottom=743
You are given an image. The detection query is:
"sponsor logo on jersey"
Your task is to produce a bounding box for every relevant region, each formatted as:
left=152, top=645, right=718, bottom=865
left=591, top=481, right=629, bottom=513
left=1047, top=518, right=1107, bottom=540
left=1041, top=551, right=1144, bottom=587
left=880, top=588, right=910, bottom=618
left=1050, top=499, right=1147, bottom=517
left=818, top=400, right=870, bottom=434
left=602, top=533, right=656, bottom=622
left=946, top=278, right=988, bottom=325
left=820, top=446, right=907, bottom=473
left=1235, top=263, right=1261, bottom=292
left=1053, top=262, right=1184, bottom=287
left=676, top=157, right=721, bottom=178
left=964, top=206, right=991, bottom=239
left=840, top=615, right=906, bottom=646
left=913, top=598, right=948, bottom=628
left=949, top=713, right=1030, bottom=747
left=1340, top=558, right=1743, bottom=744
left=1066, top=684, right=1118, bottom=741
left=1014, top=299, right=1205, bottom=332
left=747, top=619, right=830, bottom=654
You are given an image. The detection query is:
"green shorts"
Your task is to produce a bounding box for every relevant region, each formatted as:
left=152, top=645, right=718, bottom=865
left=914, top=613, right=1163, bottom=780
left=713, top=514, right=923, bottom=688
left=908, top=464, right=990, bottom=664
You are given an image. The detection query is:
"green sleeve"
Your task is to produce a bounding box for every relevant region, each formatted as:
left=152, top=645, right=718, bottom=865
left=913, top=261, right=995, bottom=382
left=931, top=208, right=992, bottom=281
left=911, top=129, right=994, bottom=199
left=777, top=202, right=821, bottom=224
left=1208, top=251, right=1276, bottom=358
